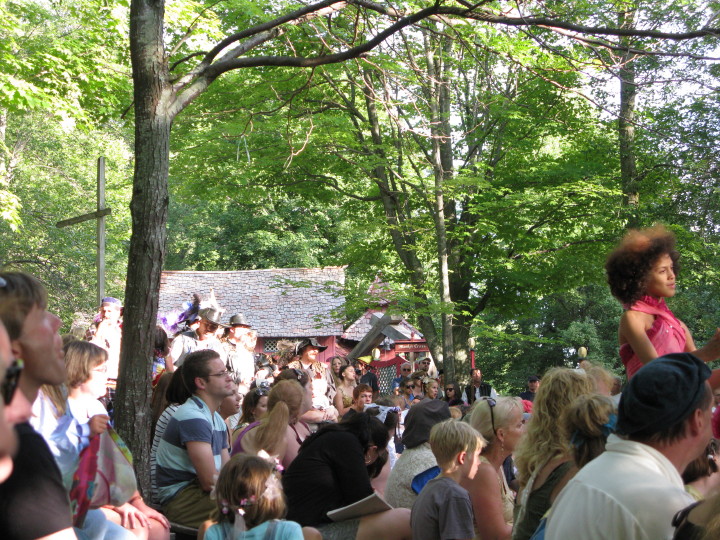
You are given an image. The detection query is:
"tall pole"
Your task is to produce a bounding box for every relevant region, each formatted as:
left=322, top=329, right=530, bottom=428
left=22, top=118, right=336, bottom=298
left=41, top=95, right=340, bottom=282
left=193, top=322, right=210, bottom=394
left=97, top=157, right=106, bottom=304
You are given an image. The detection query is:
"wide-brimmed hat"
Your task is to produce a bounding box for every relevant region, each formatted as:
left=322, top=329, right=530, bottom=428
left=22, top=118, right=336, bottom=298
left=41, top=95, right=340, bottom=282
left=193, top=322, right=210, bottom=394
left=296, top=337, right=327, bottom=354
left=198, top=307, right=225, bottom=327
left=228, top=313, right=251, bottom=327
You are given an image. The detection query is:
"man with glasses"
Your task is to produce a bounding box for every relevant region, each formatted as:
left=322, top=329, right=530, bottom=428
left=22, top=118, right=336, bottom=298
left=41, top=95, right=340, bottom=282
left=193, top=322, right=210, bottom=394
left=169, top=307, right=227, bottom=368
left=0, top=272, right=76, bottom=539
left=391, top=362, right=413, bottom=395
left=155, top=349, right=234, bottom=528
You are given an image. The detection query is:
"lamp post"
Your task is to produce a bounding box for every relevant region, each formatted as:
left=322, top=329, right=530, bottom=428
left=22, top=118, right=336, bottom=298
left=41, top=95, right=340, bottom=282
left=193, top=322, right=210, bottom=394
left=578, top=346, right=588, bottom=368
left=469, top=337, right=476, bottom=370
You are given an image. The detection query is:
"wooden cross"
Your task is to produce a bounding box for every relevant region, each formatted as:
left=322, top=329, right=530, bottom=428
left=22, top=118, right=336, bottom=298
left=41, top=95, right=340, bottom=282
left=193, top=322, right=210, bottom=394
left=56, top=157, right=112, bottom=305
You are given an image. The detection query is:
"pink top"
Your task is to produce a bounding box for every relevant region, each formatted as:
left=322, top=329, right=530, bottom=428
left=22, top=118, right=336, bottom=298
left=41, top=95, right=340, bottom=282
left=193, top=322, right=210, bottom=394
left=619, top=296, right=686, bottom=379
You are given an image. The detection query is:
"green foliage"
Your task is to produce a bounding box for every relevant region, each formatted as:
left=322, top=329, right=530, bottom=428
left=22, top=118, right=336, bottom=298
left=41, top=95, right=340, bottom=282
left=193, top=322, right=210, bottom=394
left=0, top=0, right=130, bottom=120
left=0, top=111, right=133, bottom=326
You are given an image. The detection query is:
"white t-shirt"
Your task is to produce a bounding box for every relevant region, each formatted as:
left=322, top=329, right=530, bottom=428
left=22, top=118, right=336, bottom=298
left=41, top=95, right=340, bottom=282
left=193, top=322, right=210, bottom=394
left=546, top=435, right=694, bottom=540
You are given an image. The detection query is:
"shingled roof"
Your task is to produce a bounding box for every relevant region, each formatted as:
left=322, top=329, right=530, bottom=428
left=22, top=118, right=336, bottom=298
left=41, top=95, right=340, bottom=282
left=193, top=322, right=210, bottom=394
left=342, top=309, right=423, bottom=342
left=159, top=267, right=346, bottom=338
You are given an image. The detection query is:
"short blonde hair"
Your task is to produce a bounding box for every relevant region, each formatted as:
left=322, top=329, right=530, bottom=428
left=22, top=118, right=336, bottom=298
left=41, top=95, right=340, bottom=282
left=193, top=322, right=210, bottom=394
left=430, top=419, right=486, bottom=469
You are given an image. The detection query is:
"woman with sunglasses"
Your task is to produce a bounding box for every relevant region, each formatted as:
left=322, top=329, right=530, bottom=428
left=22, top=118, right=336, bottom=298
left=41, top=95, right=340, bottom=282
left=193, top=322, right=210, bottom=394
left=398, top=377, right=415, bottom=410
left=442, top=382, right=463, bottom=406
left=463, top=396, right=525, bottom=540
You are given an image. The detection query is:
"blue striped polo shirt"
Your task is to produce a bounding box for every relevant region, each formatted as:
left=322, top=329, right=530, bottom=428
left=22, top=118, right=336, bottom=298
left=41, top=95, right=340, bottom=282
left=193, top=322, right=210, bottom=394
left=155, top=396, right=228, bottom=503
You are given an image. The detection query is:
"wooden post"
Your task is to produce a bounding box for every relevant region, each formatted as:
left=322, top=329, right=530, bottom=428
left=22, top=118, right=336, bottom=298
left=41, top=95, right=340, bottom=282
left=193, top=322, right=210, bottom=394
left=97, top=157, right=106, bottom=305
left=56, top=157, right=112, bottom=304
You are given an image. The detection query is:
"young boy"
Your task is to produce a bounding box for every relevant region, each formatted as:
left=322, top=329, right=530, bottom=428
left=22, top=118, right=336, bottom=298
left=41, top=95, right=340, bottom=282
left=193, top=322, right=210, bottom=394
left=410, top=418, right=486, bottom=540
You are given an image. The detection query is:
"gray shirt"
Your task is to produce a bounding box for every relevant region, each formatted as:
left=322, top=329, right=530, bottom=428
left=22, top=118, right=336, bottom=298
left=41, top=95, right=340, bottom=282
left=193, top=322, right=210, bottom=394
left=411, top=476, right=475, bottom=540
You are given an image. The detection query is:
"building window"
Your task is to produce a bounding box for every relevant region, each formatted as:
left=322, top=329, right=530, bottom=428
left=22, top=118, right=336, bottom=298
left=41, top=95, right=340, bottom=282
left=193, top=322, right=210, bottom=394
left=263, top=338, right=280, bottom=353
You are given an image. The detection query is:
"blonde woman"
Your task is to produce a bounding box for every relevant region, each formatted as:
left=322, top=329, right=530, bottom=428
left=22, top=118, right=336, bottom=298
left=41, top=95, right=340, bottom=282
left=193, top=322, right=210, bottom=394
left=463, top=396, right=525, bottom=540
left=511, top=368, right=594, bottom=540
left=232, top=378, right=312, bottom=470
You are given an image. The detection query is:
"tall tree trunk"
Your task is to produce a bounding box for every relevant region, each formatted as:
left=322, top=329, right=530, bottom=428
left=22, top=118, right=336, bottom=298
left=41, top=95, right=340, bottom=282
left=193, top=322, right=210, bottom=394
left=618, top=6, right=639, bottom=227
left=116, top=0, right=173, bottom=495
left=360, top=68, right=442, bottom=361
left=427, top=32, right=456, bottom=384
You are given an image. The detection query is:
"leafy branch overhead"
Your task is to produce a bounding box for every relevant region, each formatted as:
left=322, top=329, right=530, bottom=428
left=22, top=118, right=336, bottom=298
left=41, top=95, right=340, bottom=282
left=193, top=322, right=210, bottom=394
left=155, top=0, right=720, bottom=117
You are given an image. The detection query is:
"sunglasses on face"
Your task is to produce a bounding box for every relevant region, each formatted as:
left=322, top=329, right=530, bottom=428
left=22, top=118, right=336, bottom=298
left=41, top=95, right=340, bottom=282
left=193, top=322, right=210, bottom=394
left=445, top=388, right=454, bottom=392
left=2, top=359, right=23, bottom=405
left=406, top=384, right=415, bottom=389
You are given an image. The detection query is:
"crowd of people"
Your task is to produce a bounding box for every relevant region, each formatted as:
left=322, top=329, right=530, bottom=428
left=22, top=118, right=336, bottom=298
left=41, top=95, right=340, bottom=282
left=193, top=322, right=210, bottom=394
left=4, top=225, right=720, bottom=539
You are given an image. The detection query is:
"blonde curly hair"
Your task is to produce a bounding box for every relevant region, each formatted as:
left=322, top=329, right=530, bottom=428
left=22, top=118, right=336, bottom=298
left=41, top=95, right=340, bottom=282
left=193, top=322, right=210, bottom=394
left=514, top=368, right=594, bottom=487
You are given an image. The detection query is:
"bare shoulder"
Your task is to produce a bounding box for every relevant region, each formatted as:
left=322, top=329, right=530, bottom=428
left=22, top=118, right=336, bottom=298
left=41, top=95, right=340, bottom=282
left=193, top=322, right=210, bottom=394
left=621, top=309, right=655, bottom=331
left=466, top=461, right=500, bottom=493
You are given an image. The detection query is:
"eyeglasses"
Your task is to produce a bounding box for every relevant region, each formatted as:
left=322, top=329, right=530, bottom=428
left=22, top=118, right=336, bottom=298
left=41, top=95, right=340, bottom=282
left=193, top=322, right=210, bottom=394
left=2, top=359, right=23, bottom=405
left=481, top=397, right=497, bottom=434
left=207, top=370, right=231, bottom=378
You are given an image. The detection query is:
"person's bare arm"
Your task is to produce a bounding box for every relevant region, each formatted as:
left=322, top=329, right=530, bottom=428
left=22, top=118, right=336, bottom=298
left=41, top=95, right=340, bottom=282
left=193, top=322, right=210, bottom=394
left=462, top=464, right=512, bottom=540
left=688, top=327, right=720, bottom=363
left=334, top=390, right=349, bottom=416
left=619, top=310, right=659, bottom=365
left=186, top=441, right=218, bottom=492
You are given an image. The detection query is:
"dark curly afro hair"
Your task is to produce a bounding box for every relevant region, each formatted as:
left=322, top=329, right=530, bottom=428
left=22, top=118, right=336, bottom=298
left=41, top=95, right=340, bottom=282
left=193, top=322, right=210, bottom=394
left=605, top=225, right=679, bottom=306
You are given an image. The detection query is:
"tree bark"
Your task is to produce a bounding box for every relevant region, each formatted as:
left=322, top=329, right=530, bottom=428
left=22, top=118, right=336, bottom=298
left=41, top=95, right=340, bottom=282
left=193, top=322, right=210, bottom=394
left=116, top=0, right=172, bottom=496
left=618, top=7, right=639, bottom=227
left=427, top=31, right=456, bottom=385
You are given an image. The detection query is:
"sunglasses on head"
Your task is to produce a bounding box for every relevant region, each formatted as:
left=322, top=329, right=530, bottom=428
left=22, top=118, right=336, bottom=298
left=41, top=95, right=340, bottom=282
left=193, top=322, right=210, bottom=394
left=2, top=359, right=23, bottom=405
left=481, top=396, right=497, bottom=433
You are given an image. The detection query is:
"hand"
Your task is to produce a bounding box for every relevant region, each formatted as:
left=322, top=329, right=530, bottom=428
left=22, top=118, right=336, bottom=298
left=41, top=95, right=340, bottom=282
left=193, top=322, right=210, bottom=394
left=131, top=497, right=170, bottom=530
left=89, top=414, right=109, bottom=436
left=112, top=502, right=149, bottom=530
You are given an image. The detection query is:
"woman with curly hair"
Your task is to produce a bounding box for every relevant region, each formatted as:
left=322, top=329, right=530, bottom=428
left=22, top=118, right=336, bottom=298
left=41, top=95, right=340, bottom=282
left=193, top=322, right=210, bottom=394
left=512, top=368, right=594, bottom=540
left=606, top=225, right=720, bottom=379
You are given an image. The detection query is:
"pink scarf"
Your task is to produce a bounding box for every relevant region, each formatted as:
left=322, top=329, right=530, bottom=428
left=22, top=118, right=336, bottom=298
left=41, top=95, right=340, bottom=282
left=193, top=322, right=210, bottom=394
left=619, top=296, right=686, bottom=378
